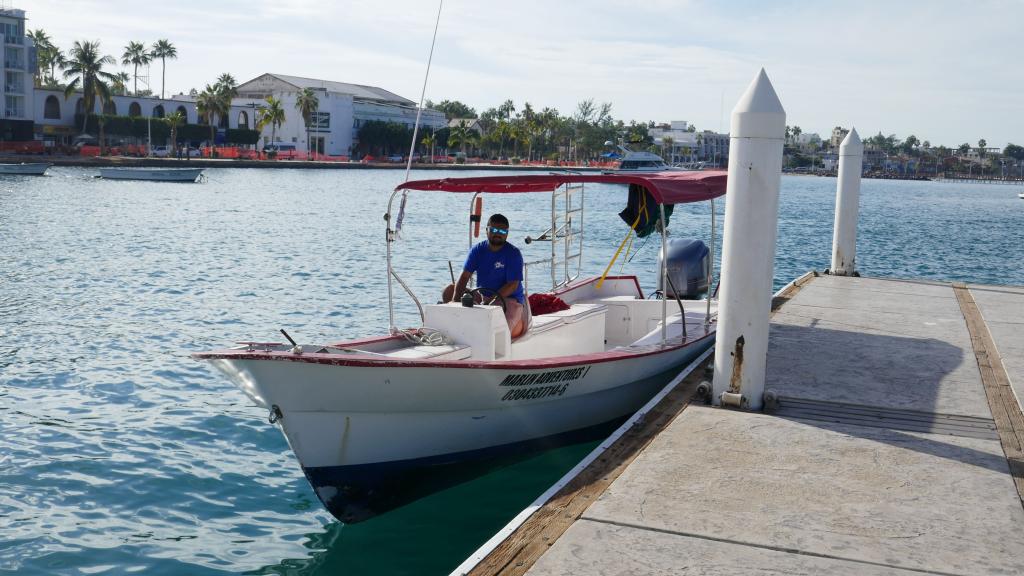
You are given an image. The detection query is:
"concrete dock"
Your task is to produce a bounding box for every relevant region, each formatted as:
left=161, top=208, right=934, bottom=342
left=465, top=274, right=1024, bottom=575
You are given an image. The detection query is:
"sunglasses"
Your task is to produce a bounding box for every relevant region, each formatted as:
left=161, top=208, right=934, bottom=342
left=487, top=226, right=509, bottom=235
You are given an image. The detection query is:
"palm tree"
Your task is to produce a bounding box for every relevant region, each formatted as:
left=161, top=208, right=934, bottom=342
left=150, top=39, right=177, bottom=99
left=163, top=111, right=185, bottom=152
left=215, top=73, right=239, bottom=130
left=121, top=41, right=151, bottom=95
left=196, top=84, right=221, bottom=152
left=111, top=71, right=131, bottom=96
left=421, top=133, right=436, bottom=163
left=216, top=73, right=237, bottom=90
left=63, top=40, right=117, bottom=133
left=27, top=29, right=53, bottom=86
left=28, top=30, right=67, bottom=88
left=258, top=96, right=286, bottom=153
left=662, top=136, right=674, bottom=163
left=449, top=120, right=471, bottom=155
left=97, top=114, right=110, bottom=155
left=294, top=88, right=319, bottom=159
left=45, top=49, right=68, bottom=88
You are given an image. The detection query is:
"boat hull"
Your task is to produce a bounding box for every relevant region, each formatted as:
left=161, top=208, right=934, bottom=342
left=205, top=333, right=714, bottom=522
left=98, top=167, right=203, bottom=182
left=0, top=163, right=51, bottom=175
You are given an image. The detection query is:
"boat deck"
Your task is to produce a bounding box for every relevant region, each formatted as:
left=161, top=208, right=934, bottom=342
left=462, top=274, right=1024, bottom=575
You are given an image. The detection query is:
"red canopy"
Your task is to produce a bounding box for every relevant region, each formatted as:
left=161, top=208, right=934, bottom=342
left=395, top=170, right=727, bottom=204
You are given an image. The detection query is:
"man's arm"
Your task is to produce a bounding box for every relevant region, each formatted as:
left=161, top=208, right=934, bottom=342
left=497, top=279, right=520, bottom=300
left=453, top=270, right=473, bottom=302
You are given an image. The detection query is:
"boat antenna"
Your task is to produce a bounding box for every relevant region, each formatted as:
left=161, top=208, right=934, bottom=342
left=394, top=0, right=443, bottom=238
left=386, top=0, right=443, bottom=334
left=403, top=0, right=444, bottom=183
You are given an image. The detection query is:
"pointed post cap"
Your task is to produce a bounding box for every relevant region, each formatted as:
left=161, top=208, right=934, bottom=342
left=840, top=127, right=863, bottom=156
left=731, top=68, right=786, bottom=139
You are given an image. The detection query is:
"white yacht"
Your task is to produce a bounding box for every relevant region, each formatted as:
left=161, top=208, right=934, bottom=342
left=606, top=141, right=689, bottom=172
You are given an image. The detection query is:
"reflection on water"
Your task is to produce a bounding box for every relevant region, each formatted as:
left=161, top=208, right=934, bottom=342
left=250, top=441, right=596, bottom=576
left=2, top=168, right=1023, bottom=575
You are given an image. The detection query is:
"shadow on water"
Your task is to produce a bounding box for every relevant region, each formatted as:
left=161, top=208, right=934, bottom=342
left=247, top=440, right=599, bottom=576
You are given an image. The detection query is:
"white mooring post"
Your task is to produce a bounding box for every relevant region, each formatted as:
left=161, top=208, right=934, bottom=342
left=830, top=128, right=863, bottom=276
left=712, top=69, right=786, bottom=411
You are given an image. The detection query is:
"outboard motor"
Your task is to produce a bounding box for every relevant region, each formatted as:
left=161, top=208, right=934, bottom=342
left=657, top=238, right=710, bottom=299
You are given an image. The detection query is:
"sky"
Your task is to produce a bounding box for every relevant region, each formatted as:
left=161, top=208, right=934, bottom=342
left=24, top=0, right=1024, bottom=149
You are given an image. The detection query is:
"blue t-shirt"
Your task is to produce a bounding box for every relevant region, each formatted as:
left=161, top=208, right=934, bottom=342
left=464, top=241, right=524, bottom=303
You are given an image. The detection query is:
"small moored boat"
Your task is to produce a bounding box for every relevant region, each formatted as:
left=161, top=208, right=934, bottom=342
left=194, top=170, right=727, bottom=523
left=98, top=167, right=204, bottom=182
left=0, top=162, right=52, bottom=176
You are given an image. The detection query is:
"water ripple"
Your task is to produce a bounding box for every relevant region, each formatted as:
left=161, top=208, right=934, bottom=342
left=2, top=168, right=1022, bottom=575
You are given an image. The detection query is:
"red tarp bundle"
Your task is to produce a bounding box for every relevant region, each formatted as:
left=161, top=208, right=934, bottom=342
left=528, top=293, right=570, bottom=316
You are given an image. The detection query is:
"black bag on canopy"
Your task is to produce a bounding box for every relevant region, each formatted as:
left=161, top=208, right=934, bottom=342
left=619, top=183, right=673, bottom=238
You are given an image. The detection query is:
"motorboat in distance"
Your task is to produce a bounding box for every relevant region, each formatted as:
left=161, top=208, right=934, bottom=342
left=194, top=170, right=727, bottom=523
left=605, top=141, right=693, bottom=172
left=0, top=162, right=52, bottom=176
left=98, top=167, right=204, bottom=182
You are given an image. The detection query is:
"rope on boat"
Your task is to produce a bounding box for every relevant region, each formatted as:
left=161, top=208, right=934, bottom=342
left=398, top=327, right=453, bottom=346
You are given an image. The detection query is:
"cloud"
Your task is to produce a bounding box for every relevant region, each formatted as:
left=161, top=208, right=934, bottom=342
left=26, top=0, right=1024, bottom=146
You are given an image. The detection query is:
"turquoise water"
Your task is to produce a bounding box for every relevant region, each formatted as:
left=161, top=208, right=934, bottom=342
left=1, top=168, right=1022, bottom=575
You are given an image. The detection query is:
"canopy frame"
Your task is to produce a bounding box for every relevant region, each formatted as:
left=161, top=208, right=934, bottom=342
left=385, top=171, right=726, bottom=340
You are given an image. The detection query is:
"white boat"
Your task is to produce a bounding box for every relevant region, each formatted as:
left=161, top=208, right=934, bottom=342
left=194, top=171, right=727, bottom=522
left=98, top=167, right=204, bottom=182
left=0, top=162, right=52, bottom=176
left=606, top=142, right=692, bottom=172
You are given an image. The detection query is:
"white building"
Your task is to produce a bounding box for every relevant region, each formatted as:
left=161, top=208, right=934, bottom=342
left=830, top=127, right=850, bottom=149
left=10, top=2, right=445, bottom=154
left=234, top=73, right=447, bottom=156
left=648, top=121, right=698, bottom=163
left=34, top=88, right=250, bottom=145
left=794, top=132, right=822, bottom=148
left=1, top=6, right=34, bottom=133
left=698, top=131, right=730, bottom=166
left=448, top=117, right=483, bottom=135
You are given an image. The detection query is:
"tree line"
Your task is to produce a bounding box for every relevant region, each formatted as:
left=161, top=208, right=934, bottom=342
left=357, top=98, right=667, bottom=162
left=785, top=126, right=1024, bottom=175
left=28, top=28, right=1023, bottom=166
left=28, top=29, right=326, bottom=157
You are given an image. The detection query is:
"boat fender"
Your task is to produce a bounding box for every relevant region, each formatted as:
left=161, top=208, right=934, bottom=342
left=763, top=390, right=779, bottom=413
left=471, top=197, right=483, bottom=237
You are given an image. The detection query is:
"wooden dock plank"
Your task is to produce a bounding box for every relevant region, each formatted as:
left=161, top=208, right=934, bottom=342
left=953, top=283, right=1024, bottom=506
left=467, top=360, right=709, bottom=576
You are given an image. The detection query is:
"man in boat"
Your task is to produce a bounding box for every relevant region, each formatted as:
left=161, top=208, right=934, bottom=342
left=443, top=214, right=528, bottom=338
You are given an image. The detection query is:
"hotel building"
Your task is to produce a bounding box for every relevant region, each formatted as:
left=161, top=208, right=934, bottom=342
left=233, top=73, right=447, bottom=157
left=1, top=5, right=34, bottom=139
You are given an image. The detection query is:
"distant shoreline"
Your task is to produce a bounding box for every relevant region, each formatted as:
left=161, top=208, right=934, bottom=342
left=0, top=154, right=607, bottom=172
